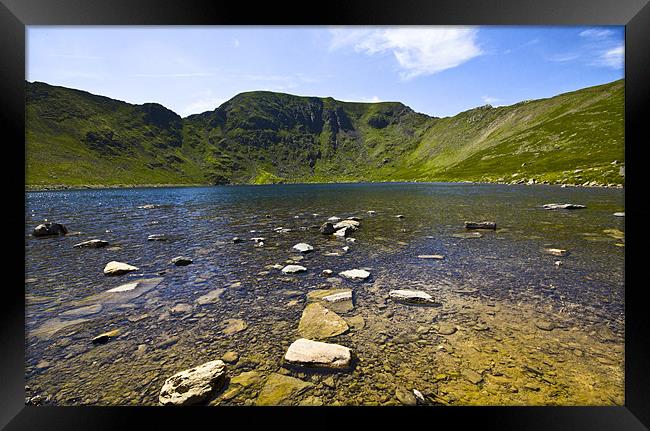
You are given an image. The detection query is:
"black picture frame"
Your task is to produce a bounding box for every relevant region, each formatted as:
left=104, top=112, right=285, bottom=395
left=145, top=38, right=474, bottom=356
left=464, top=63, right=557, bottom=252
left=1, top=0, right=648, bottom=429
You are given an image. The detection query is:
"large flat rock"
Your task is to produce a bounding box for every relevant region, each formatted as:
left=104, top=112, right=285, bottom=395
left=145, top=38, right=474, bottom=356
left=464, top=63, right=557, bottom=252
left=298, top=303, right=348, bottom=339
left=159, top=360, right=227, bottom=406
left=284, top=338, right=352, bottom=369
left=389, top=289, right=436, bottom=305
left=256, top=373, right=313, bottom=406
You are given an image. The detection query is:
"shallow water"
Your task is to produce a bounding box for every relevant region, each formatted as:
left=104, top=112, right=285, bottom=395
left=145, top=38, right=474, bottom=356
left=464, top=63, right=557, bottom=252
left=25, top=183, right=625, bottom=406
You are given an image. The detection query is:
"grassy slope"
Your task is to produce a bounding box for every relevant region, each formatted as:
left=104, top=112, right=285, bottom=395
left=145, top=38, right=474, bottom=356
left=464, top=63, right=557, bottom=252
left=25, top=80, right=624, bottom=187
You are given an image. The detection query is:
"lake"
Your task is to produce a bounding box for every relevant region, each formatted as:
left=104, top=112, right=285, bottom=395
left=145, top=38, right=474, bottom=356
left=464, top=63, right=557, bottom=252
left=24, top=182, right=625, bottom=406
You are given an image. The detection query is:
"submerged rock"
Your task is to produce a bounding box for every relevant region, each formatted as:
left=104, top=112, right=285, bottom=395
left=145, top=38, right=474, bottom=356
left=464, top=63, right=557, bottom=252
left=396, top=387, right=417, bottom=406
left=171, top=256, right=193, bottom=266
left=33, top=222, right=68, bottom=237
left=389, top=289, right=436, bottom=305
left=452, top=232, right=483, bottom=239
left=282, top=265, right=307, bottom=274
left=544, top=248, right=567, bottom=257
left=223, top=319, right=247, bottom=336
left=103, top=261, right=139, bottom=276
left=284, top=338, right=352, bottom=369
left=91, top=329, right=120, bottom=344
left=196, top=288, right=225, bottom=305
left=339, top=269, right=370, bottom=280
left=298, top=303, right=349, bottom=339
left=147, top=234, right=167, bottom=241
left=106, top=281, right=139, bottom=293
left=232, top=237, right=243, bottom=243
left=319, top=222, right=336, bottom=235
left=60, top=304, right=103, bottom=317
left=221, top=351, right=239, bottom=364
left=327, top=216, right=341, bottom=223
left=256, top=373, right=313, bottom=406
left=535, top=320, right=556, bottom=331
left=464, top=221, right=496, bottom=230
left=159, top=360, right=227, bottom=406
left=292, top=243, right=314, bottom=253
left=436, top=323, right=457, bottom=335
left=73, top=239, right=109, bottom=248
left=543, top=203, right=586, bottom=210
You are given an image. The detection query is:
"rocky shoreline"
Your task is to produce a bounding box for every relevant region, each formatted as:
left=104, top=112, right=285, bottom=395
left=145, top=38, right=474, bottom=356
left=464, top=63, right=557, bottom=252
left=26, top=179, right=624, bottom=192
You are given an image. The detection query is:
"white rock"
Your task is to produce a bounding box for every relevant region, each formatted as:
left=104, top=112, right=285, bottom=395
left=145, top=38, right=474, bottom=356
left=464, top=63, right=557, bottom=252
left=333, top=228, right=348, bottom=238
left=339, top=269, right=370, bottom=280
left=292, top=243, right=314, bottom=253
left=417, top=255, right=444, bottom=260
left=327, top=216, right=341, bottom=223
left=544, top=248, right=567, bottom=257
left=284, top=338, right=352, bottom=368
left=333, top=220, right=360, bottom=229
left=367, top=210, right=376, bottom=215
left=321, top=269, right=333, bottom=277
left=251, top=237, right=266, bottom=243
left=542, top=203, right=586, bottom=210
left=103, top=261, right=139, bottom=276
left=342, top=246, right=350, bottom=252
left=413, top=389, right=425, bottom=403
left=106, top=281, right=139, bottom=293
left=346, top=238, right=356, bottom=243
left=159, top=360, right=227, bottom=406
left=322, top=291, right=352, bottom=303
left=613, top=212, right=625, bottom=217
left=389, top=289, right=435, bottom=304
left=282, top=265, right=307, bottom=274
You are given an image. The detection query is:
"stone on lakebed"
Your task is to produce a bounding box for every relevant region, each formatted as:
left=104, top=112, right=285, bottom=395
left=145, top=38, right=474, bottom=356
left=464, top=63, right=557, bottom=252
left=339, top=269, right=370, bottom=280
left=389, top=289, right=436, bottom=305
left=103, top=261, right=139, bottom=276
left=159, top=360, right=227, bottom=406
left=284, top=338, right=352, bottom=369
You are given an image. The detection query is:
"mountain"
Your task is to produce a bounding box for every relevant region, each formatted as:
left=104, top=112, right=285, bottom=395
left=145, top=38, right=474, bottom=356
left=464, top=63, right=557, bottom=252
left=25, top=79, right=624, bottom=188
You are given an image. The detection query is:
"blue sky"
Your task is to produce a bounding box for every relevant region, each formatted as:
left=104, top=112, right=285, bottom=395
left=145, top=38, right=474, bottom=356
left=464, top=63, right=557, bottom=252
left=26, top=26, right=624, bottom=118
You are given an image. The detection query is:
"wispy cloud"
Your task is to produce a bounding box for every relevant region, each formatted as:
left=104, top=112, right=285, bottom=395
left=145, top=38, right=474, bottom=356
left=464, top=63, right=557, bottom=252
left=579, top=28, right=614, bottom=39
left=232, top=38, right=240, bottom=48
left=179, top=96, right=226, bottom=117
left=329, top=27, right=482, bottom=79
left=546, top=53, right=580, bottom=63
left=481, top=95, right=501, bottom=105
left=132, top=72, right=214, bottom=78
left=592, top=44, right=624, bottom=69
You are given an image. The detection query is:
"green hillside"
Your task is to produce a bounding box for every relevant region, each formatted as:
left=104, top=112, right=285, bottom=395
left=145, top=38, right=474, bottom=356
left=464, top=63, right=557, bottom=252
left=25, top=79, right=624, bottom=188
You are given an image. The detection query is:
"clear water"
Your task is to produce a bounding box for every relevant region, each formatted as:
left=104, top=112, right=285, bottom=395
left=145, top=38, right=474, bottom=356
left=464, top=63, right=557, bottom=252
left=24, top=183, right=625, bottom=406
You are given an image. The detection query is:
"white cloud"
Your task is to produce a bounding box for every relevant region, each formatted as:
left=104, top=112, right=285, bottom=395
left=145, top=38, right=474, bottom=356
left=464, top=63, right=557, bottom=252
left=594, top=45, right=624, bottom=69
left=481, top=95, right=500, bottom=104
left=329, top=27, right=482, bottom=79
left=579, top=28, right=614, bottom=39
left=358, top=96, right=382, bottom=103
left=132, top=72, right=214, bottom=78
left=233, top=38, right=240, bottom=48
left=546, top=53, right=580, bottom=63
left=179, top=96, right=226, bottom=117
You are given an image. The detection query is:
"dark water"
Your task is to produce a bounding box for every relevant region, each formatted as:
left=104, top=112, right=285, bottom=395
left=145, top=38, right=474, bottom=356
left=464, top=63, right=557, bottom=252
left=24, top=183, right=625, bottom=406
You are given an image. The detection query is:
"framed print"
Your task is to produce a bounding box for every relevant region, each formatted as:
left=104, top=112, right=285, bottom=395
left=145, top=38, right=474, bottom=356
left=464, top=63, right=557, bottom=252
left=1, top=0, right=648, bottom=429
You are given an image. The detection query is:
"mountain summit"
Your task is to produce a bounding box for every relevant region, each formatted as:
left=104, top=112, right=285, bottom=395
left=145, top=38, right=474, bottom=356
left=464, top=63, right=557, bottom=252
left=26, top=80, right=624, bottom=187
